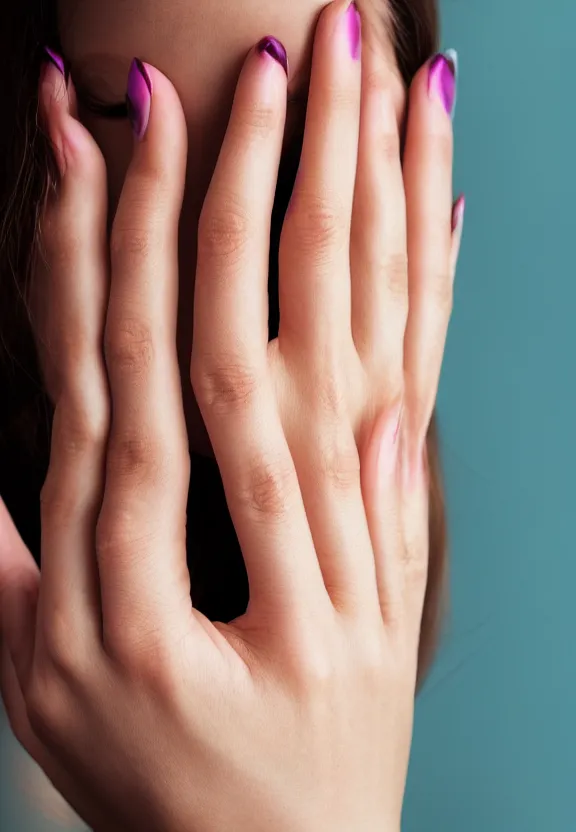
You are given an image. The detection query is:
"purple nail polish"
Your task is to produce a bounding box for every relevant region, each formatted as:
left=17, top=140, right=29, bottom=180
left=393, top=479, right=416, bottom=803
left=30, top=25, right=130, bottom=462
left=452, top=194, right=466, bottom=233
left=428, top=52, right=457, bottom=118
left=256, top=36, right=289, bottom=75
left=43, top=47, right=70, bottom=83
left=126, top=58, right=152, bottom=141
left=345, top=2, right=361, bottom=61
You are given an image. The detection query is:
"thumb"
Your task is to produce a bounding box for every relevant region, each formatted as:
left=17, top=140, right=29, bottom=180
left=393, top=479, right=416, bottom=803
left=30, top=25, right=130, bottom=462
left=0, top=496, right=39, bottom=582
left=0, top=497, right=39, bottom=655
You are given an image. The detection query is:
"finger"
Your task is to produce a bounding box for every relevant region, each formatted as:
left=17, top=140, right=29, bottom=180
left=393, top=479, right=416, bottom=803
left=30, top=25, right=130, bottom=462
left=192, top=40, right=328, bottom=619
left=360, top=407, right=405, bottom=623
left=400, top=51, right=456, bottom=626
left=450, top=194, right=466, bottom=278
left=276, top=2, right=382, bottom=615
left=0, top=498, right=38, bottom=692
left=0, top=645, right=112, bottom=832
left=98, top=61, right=191, bottom=644
left=279, top=0, right=362, bottom=356
left=351, top=36, right=408, bottom=378
left=33, top=50, right=109, bottom=650
left=402, top=51, right=456, bottom=456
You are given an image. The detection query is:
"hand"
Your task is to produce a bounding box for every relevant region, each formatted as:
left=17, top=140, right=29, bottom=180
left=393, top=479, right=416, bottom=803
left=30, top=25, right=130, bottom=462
left=0, top=1, right=463, bottom=829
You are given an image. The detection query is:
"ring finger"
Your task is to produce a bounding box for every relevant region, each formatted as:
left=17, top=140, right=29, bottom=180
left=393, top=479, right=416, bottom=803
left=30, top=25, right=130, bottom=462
left=35, top=54, right=109, bottom=649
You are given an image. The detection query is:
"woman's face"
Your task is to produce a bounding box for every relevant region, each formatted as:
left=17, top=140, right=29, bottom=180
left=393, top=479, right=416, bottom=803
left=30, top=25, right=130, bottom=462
left=58, top=0, right=403, bottom=455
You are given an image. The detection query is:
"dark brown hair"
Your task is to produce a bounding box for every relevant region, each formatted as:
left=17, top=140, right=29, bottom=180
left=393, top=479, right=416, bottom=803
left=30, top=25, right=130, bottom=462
left=0, top=0, right=445, bottom=688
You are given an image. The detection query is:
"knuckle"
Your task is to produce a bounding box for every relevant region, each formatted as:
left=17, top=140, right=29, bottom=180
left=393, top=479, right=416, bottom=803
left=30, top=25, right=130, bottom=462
left=363, top=68, right=388, bottom=100
left=52, top=396, right=109, bottom=458
left=384, top=252, right=409, bottom=305
left=198, top=193, right=250, bottom=264
left=353, top=630, right=388, bottom=685
left=314, top=372, right=348, bottom=418
left=42, top=612, right=86, bottom=684
left=324, top=80, right=359, bottom=115
left=39, top=473, right=66, bottom=520
left=233, top=99, right=281, bottom=139
left=39, top=473, right=86, bottom=528
left=191, top=356, right=262, bottom=417
left=429, top=271, right=453, bottom=314
left=360, top=73, right=401, bottom=163
left=95, top=519, right=157, bottom=571
left=25, top=670, right=70, bottom=745
left=110, top=224, right=151, bottom=262
left=290, top=638, right=335, bottom=695
left=57, top=334, right=105, bottom=383
left=106, top=431, right=168, bottom=485
left=38, top=201, right=83, bottom=265
left=105, top=624, right=176, bottom=693
left=233, top=452, right=297, bottom=520
left=402, top=534, right=429, bottom=588
left=316, top=432, right=361, bottom=492
left=378, top=129, right=402, bottom=165
left=104, top=318, right=155, bottom=375
left=283, top=191, right=347, bottom=261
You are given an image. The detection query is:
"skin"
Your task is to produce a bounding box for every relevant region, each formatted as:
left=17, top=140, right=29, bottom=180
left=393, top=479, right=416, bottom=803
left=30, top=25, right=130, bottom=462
left=0, top=0, right=463, bottom=829
left=58, top=0, right=405, bottom=456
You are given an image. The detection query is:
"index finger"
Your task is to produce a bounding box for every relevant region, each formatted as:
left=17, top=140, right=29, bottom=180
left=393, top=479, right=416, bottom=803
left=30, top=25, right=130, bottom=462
left=96, top=62, right=191, bottom=647
left=191, top=39, right=327, bottom=621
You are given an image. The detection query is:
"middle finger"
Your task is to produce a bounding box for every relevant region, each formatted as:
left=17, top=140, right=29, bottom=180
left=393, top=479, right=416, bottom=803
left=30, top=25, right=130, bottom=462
left=98, top=62, right=191, bottom=643
left=278, top=0, right=362, bottom=358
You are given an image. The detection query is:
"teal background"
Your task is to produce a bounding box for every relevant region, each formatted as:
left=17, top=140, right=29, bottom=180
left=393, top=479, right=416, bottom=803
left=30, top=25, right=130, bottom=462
left=1, top=0, right=574, bottom=830
left=404, top=0, right=576, bottom=830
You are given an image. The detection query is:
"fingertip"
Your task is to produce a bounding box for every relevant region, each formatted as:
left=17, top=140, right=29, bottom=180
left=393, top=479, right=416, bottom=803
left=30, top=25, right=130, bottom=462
left=39, top=61, right=68, bottom=125
left=125, top=60, right=188, bottom=171
left=408, top=52, right=455, bottom=122
left=255, top=36, right=289, bottom=76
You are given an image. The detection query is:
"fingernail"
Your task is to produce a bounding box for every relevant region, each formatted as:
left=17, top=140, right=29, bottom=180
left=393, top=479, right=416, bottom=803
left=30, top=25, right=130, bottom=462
left=126, top=58, right=152, bottom=141
left=428, top=49, right=458, bottom=119
left=344, top=1, right=362, bottom=61
left=256, top=36, right=289, bottom=75
left=452, top=194, right=466, bottom=234
left=43, top=47, right=70, bottom=83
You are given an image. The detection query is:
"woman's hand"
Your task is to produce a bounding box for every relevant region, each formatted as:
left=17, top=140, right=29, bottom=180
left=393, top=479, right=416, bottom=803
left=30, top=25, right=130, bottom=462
left=0, top=1, right=463, bottom=829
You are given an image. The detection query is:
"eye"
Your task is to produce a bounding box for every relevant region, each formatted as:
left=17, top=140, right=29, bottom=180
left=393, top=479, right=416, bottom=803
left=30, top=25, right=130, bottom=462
left=77, top=90, right=306, bottom=121
left=79, top=90, right=129, bottom=119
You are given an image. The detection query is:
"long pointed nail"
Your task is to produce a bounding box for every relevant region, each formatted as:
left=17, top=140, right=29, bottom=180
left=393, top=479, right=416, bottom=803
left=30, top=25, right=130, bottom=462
left=126, top=59, right=152, bottom=141
left=43, top=47, right=70, bottom=83
left=256, top=37, right=289, bottom=75
left=344, top=2, right=362, bottom=61
left=428, top=50, right=458, bottom=119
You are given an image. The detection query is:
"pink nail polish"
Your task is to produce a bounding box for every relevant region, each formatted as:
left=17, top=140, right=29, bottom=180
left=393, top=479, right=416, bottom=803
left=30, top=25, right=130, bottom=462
left=256, top=36, right=289, bottom=75
left=42, top=47, right=70, bottom=84
left=452, top=194, right=466, bottom=233
left=126, top=58, right=152, bottom=141
left=344, top=2, right=361, bottom=61
left=428, top=51, right=458, bottom=118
